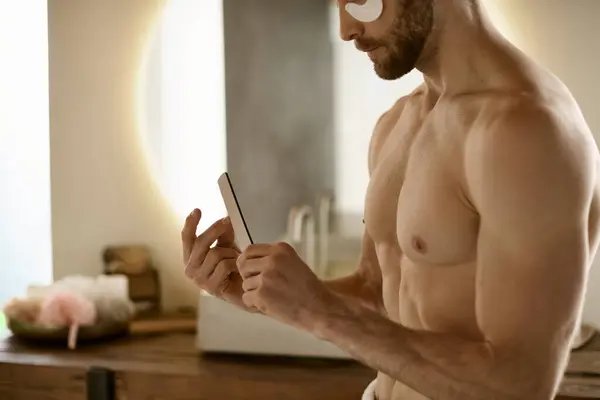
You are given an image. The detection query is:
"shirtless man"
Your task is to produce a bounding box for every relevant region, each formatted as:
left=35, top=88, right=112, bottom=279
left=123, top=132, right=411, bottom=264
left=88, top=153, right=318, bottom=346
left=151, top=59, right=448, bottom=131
left=181, top=0, right=600, bottom=398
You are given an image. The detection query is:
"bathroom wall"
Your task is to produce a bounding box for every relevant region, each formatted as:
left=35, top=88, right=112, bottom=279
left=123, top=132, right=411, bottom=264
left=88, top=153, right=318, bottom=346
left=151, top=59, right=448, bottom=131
left=48, top=0, right=332, bottom=309
left=223, top=0, right=335, bottom=243
left=48, top=0, right=199, bottom=309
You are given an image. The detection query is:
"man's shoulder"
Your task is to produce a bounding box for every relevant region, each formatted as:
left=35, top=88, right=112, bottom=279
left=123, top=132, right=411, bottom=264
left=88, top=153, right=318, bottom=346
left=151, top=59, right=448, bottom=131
left=464, top=91, right=598, bottom=195
left=463, top=91, right=599, bottom=236
left=455, top=59, right=587, bottom=135
left=479, top=93, right=590, bottom=146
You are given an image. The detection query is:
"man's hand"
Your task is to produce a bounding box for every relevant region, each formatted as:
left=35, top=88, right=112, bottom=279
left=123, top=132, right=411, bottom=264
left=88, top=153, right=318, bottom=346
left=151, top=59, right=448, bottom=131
left=237, top=242, right=342, bottom=333
left=182, top=209, right=251, bottom=311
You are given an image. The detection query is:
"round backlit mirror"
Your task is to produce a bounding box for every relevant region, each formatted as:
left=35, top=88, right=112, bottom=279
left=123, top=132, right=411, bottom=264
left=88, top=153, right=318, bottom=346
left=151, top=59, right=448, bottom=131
left=137, top=0, right=227, bottom=232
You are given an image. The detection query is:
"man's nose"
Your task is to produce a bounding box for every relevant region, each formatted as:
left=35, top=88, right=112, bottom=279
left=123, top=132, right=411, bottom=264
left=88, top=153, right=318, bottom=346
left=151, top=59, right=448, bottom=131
left=338, top=3, right=364, bottom=42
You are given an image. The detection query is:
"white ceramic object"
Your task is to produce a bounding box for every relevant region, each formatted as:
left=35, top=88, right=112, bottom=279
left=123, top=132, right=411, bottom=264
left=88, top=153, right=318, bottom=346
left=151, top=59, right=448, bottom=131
left=286, top=234, right=361, bottom=277
left=197, top=292, right=351, bottom=359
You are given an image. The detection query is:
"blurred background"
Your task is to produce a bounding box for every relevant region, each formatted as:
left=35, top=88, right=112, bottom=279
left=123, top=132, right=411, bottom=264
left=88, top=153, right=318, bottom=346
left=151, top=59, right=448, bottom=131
left=1, top=0, right=599, bottom=328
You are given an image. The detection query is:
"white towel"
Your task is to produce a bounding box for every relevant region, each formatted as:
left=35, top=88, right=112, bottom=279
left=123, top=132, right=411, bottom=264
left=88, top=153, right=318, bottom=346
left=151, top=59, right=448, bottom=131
left=362, top=379, right=377, bottom=400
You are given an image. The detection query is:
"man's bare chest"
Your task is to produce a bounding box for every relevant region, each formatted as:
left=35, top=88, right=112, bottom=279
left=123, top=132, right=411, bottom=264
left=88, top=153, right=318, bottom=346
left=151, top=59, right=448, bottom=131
left=364, top=108, right=479, bottom=268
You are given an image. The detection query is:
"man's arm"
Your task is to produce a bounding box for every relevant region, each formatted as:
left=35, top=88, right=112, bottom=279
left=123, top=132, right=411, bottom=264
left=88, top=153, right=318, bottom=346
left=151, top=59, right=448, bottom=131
left=323, top=231, right=384, bottom=313
left=309, top=105, right=596, bottom=400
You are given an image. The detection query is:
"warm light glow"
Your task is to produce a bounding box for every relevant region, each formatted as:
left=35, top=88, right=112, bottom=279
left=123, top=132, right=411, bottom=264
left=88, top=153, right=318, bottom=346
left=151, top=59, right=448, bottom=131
left=139, top=0, right=227, bottom=232
left=0, top=0, right=53, bottom=305
left=481, top=0, right=520, bottom=43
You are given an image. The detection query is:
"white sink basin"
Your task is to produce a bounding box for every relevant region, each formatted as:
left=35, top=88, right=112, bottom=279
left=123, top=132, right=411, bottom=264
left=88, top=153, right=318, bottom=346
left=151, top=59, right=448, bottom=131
left=197, top=292, right=351, bottom=359
left=285, top=234, right=362, bottom=277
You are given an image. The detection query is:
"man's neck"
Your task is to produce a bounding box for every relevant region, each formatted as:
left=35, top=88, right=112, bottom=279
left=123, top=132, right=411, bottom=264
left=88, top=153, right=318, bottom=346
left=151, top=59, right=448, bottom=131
left=416, top=0, right=518, bottom=96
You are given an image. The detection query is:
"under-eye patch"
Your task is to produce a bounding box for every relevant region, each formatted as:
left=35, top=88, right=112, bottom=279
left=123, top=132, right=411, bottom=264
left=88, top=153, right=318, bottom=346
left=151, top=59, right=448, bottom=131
left=345, top=0, right=383, bottom=23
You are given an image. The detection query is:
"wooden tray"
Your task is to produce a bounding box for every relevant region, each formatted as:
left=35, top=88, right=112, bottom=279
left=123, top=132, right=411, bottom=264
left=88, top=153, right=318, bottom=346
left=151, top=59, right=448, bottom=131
left=7, top=319, right=129, bottom=344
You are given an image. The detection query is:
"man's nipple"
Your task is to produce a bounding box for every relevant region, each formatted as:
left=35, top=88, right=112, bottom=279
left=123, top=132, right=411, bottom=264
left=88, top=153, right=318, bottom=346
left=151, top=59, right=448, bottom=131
left=412, top=236, right=427, bottom=254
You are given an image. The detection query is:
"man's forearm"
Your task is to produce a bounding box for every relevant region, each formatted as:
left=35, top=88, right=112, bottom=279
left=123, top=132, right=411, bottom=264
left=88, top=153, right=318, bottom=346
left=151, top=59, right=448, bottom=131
left=322, top=272, right=384, bottom=314
left=309, top=302, right=531, bottom=400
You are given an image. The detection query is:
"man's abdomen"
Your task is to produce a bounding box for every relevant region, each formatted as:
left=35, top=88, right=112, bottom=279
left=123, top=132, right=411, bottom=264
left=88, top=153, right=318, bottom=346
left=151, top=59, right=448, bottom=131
left=376, top=256, right=481, bottom=400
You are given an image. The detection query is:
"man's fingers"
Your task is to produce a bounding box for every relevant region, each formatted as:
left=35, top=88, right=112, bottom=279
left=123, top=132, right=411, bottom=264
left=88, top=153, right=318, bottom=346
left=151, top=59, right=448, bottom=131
left=240, top=242, right=294, bottom=261
left=182, top=209, right=201, bottom=262
left=242, top=290, right=258, bottom=310
left=206, top=259, right=237, bottom=293
left=241, top=274, right=262, bottom=292
left=204, top=247, right=239, bottom=278
left=216, top=216, right=237, bottom=249
left=237, top=243, right=278, bottom=278
left=186, top=245, right=237, bottom=281
left=240, top=243, right=273, bottom=260
left=188, top=217, right=231, bottom=265
left=237, top=242, right=296, bottom=277
left=237, top=257, right=267, bottom=279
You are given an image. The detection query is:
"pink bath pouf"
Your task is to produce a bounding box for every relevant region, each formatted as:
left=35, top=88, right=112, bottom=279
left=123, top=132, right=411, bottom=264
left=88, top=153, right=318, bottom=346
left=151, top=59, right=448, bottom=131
left=38, top=291, right=97, bottom=349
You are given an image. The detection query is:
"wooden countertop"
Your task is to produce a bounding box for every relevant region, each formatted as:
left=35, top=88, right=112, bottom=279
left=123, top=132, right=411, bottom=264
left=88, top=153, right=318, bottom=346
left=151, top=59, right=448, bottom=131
left=1, top=330, right=600, bottom=399
left=560, top=333, right=600, bottom=399
left=0, top=332, right=375, bottom=399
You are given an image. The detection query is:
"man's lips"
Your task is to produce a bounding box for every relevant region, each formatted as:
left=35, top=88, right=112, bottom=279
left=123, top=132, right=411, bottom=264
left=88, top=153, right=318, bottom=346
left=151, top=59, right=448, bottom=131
left=355, top=42, right=380, bottom=53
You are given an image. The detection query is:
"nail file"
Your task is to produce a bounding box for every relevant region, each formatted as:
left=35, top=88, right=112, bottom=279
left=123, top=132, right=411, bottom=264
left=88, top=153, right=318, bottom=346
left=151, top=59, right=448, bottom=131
left=345, top=0, right=383, bottom=23
left=217, top=172, right=253, bottom=251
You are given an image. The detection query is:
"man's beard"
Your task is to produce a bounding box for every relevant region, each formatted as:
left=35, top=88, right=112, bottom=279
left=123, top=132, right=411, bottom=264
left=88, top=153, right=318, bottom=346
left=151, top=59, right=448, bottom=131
left=356, top=0, right=433, bottom=80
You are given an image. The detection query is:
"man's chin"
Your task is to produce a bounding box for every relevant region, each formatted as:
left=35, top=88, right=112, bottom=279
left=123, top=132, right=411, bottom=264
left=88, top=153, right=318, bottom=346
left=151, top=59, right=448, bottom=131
left=373, top=61, right=414, bottom=81
left=373, top=64, right=403, bottom=81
